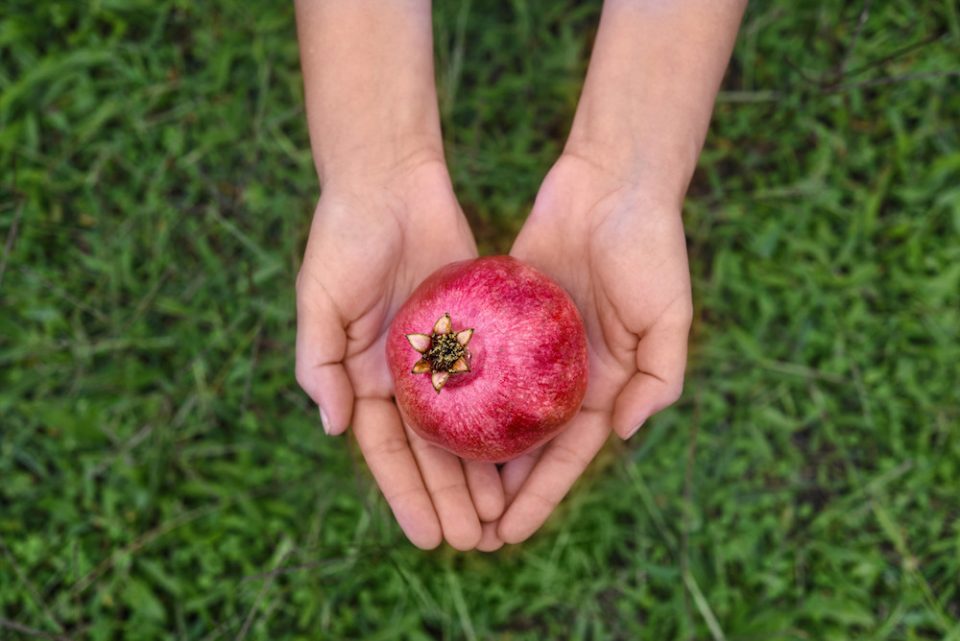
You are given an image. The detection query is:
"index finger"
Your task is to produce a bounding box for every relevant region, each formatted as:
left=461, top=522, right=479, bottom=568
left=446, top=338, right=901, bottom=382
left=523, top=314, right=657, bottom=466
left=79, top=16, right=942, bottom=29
left=353, top=398, right=443, bottom=550
left=497, top=410, right=610, bottom=544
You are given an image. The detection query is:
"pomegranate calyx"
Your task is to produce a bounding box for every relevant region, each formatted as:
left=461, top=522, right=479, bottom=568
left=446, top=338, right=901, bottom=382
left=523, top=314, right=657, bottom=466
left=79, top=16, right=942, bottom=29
left=405, top=313, right=474, bottom=393
left=455, top=328, right=474, bottom=346
left=405, top=333, right=431, bottom=353
left=431, top=371, right=450, bottom=392
left=433, top=313, right=452, bottom=334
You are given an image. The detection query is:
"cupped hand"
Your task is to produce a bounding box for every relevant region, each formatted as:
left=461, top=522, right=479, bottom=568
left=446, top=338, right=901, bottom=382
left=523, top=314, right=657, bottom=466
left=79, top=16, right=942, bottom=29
left=295, top=157, right=505, bottom=550
left=497, top=153, right=693, bottom=544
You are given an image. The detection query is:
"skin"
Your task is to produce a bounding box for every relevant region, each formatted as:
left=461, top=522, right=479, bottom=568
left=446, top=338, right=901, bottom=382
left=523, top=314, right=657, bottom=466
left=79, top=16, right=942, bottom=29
left=294, top=0, right=746, bottom=550
left=294, top=0, right=504, bottom=551
left=495, top=0, right=749, bottom=545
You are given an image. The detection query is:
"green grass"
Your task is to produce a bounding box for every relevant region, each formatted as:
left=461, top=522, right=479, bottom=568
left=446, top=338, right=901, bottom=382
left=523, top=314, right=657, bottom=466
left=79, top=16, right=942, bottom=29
left=2, top=0, right=959, bottom=639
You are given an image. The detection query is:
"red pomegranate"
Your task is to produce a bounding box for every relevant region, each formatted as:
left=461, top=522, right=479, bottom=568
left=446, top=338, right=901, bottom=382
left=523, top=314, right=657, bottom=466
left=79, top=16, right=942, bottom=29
left=386, top=256, right=588, bottom=462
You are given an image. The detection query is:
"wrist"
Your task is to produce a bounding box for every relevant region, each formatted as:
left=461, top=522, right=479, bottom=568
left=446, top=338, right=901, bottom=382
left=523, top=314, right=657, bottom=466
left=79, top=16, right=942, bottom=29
left=315, top=131, right=445, bottom=190
left=296, top=0, right=443, bottom=190
left=317, top=147, right=456, bottom=227
left=562, top=0, right=746, bottom=208
left=562, top=121, right=696, bottom=209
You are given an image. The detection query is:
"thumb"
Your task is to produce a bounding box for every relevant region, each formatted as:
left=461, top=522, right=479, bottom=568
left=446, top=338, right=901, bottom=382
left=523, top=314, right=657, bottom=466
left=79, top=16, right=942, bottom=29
left=295, top=277, right=355, bottom=435
left=611, top=320, right=689, bottom=439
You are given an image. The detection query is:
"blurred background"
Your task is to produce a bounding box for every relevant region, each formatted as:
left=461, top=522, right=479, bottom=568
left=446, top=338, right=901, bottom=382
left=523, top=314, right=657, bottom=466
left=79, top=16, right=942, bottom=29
left=1, top=1, right=958, bottom=639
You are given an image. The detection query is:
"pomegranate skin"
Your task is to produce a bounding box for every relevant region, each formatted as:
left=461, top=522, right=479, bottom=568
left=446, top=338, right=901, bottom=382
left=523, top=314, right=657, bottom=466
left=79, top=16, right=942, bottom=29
left=386, top=256, right=588, bottom=462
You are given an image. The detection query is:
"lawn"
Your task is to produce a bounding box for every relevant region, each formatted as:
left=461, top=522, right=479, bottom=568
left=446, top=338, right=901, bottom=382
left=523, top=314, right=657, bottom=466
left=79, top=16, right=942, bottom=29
left=1, top=1, right=959, bottom=639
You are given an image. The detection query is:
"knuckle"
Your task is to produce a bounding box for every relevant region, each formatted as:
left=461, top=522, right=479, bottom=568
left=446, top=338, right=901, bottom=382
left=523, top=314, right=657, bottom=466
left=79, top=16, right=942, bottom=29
left=366, top=434, right=410, bottom=461
left=294, top=358, right=315, bottom=393
left=550, top=441, right=589, bottom=470
left=526, top=488, right=559, bottom=512
left=409, top=436, right=441, bottom=456
left=665, top=378, right=685, bottom=405
left=384, top=484, right=423, bottom=505
left=430, top=481, right=469, bottom=500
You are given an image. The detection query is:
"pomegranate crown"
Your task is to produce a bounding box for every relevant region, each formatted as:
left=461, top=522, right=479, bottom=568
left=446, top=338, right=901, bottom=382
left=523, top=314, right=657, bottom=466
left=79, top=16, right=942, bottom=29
left=405, top=313, right=474, bottom=393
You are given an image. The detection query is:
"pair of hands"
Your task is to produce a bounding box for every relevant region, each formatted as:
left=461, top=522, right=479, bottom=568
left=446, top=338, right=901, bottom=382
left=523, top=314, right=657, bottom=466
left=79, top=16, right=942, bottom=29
left=295, top=149, right=692, bottom=551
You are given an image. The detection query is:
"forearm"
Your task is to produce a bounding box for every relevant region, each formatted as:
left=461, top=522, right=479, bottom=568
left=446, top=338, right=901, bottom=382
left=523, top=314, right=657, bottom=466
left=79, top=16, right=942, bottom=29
left=295, top=0, right=443, bottom=187
left=566, top=0, right=746, bottom=204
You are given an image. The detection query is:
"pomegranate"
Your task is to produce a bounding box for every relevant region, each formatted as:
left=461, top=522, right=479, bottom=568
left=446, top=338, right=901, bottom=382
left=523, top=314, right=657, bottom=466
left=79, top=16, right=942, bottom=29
left=386, top=256, right=588, bottom=462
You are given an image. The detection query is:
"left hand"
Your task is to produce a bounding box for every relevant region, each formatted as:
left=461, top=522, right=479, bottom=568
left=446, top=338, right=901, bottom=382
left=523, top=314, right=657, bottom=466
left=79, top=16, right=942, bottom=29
left=296, top=158, right=504, bottom=550
left=494, top=153, right=694, bottom=544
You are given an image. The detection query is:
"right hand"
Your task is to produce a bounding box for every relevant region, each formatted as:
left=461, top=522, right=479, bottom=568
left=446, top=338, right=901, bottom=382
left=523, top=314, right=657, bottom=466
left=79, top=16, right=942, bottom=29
left=295, top=155, right=505, bottom=550
left=497, top=152, right=693, bottom=544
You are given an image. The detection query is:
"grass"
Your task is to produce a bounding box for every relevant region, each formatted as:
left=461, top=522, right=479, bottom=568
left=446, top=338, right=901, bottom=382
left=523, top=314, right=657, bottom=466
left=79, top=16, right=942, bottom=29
left=1, top=0, right=959, bottom=639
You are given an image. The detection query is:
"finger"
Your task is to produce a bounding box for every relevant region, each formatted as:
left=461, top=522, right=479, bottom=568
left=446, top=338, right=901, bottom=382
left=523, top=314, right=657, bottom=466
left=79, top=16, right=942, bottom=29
left=406, top=428, right=482, bottom=551
left=463, top=461, right=505, bottom=522
left=498, top=411, right=609, bottom=544
left=295, top=279, right=354, bottom=435
left=476, top=521, right=504, bottom=552
left=353, top=399, right=442, bottom=550
left=500, top=447, right=542, bottom=506
left=612, top=315, right=691, bottom=440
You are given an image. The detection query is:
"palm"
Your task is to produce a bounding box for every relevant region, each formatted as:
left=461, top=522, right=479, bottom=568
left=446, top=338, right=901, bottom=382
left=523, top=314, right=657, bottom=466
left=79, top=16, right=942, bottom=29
left=297, top=160, right=504, bottom=550
left=498, top=154, right=692, bottom=543
left=310, top=166, right=475, bottom=398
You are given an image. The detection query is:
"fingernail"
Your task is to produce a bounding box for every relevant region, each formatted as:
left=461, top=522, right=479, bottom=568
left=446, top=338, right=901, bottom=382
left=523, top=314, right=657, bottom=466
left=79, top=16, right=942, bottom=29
left=319, top=406, right=331, bottom=435
left=625, top=419, right=647, bottom=440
